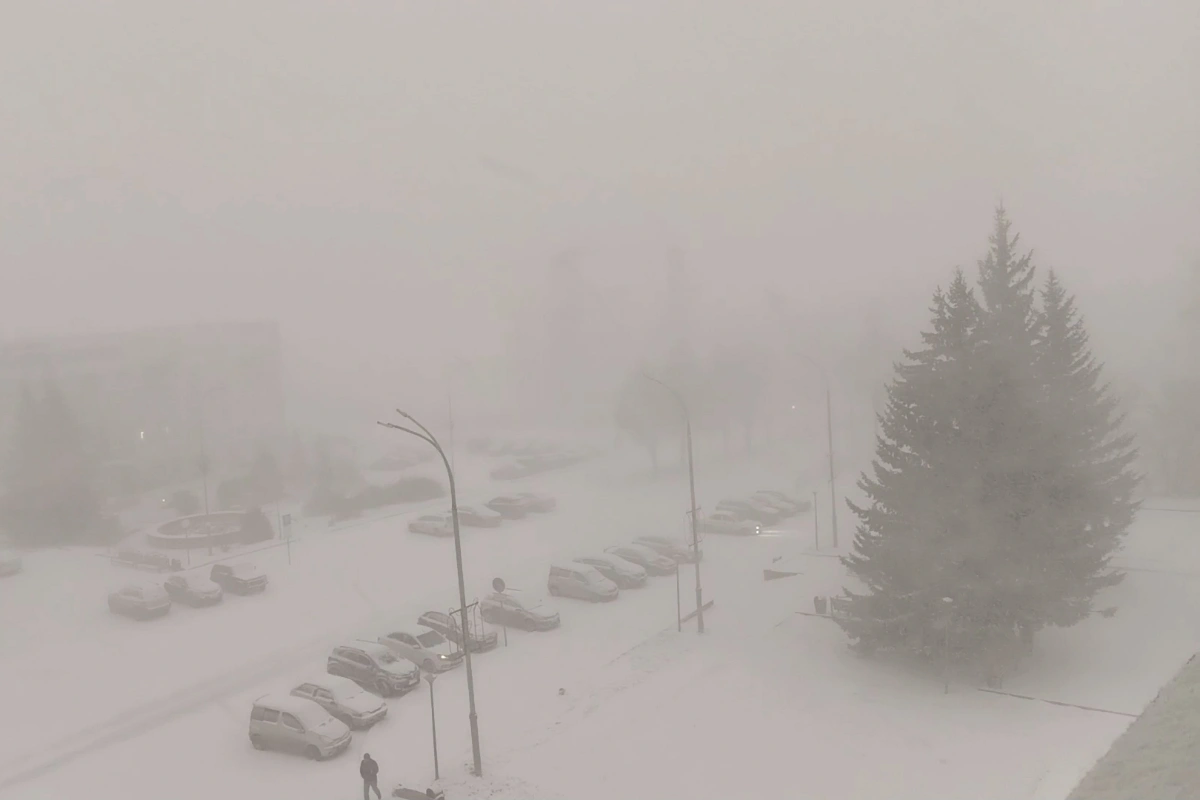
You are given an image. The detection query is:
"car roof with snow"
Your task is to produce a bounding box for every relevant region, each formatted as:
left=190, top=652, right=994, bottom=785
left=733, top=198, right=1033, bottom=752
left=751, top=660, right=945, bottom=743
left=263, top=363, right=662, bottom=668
left=255, top=693, right=327, bottom=715
left=298, top=674, right=361, bottom=692
left=552, top=561, right=597, bottom=573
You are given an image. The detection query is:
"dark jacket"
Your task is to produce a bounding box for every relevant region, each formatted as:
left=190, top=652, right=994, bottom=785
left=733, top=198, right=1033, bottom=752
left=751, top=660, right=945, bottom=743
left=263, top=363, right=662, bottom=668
left=360, top=756, right=379, bottom=781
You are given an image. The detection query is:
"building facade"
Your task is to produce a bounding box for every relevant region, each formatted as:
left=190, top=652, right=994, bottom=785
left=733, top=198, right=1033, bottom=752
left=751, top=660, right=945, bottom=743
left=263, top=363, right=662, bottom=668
left=0, top=322, right=286, bottom=495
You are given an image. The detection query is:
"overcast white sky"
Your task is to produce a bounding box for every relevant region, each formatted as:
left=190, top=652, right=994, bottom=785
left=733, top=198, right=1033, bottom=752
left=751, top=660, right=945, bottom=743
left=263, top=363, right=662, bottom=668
left=2, top=0, right=1197, bottom=416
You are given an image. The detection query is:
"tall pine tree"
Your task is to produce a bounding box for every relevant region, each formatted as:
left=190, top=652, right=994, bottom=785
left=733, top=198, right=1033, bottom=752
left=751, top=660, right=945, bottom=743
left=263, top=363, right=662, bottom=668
left=1028, top=271, right=1138, bottom=629
left=838, top=210, right=1139, bottom=678
left=839, top=270, right=985, bottom=657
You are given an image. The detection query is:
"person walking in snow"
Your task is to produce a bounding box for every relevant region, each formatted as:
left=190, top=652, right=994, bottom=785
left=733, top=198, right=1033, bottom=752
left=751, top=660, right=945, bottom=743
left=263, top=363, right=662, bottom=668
left=360, top=752, right=381, bottom=800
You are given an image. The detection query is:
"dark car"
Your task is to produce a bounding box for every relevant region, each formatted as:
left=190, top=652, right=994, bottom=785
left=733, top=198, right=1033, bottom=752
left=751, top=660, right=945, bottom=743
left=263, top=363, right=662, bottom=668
left=326, top=643, right=421, bottom=697
left=417, top=610, right=499, bottom=652
left=163, top=573, right=224, bottom=606
left=108, top=583, right=172, bottom=619
left=479, top=589, right=561, bottom=631
left=633, top=535, right=702, bottom=564
left=484, top=495, right=531, bottom=520
left=715, top=499, right=781, bottom=526
left=605, top=544, right=677, bottom=576
left=573, top=553, right=647, bottom=589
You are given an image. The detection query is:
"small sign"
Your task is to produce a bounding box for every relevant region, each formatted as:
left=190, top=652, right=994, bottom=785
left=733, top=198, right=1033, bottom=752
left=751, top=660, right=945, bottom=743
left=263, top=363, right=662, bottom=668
left=281, top=514, right=292, bottom=527
left=492, top=577, right=506, bottom=592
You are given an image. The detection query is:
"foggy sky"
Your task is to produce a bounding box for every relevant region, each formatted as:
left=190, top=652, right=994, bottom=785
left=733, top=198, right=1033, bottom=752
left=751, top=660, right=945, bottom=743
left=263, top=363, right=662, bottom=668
left=2, top=0, right=1198, bottom=419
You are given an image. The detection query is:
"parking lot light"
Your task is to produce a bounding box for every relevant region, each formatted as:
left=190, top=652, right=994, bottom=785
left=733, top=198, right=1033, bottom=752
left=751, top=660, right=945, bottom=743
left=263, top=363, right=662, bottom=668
left=378, top=411, right=483, bottom=777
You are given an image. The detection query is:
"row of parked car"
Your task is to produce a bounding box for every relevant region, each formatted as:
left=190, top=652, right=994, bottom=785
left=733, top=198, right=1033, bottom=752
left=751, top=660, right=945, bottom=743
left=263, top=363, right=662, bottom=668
left=696, top=490, right=812, bottom=536
left=107, top=561, right=270, bottom=619
left=407, top=491, right=557, bottom=537
left=241, top=486, right=808, bottom=761
left=249, top=608, right=501, bottom=759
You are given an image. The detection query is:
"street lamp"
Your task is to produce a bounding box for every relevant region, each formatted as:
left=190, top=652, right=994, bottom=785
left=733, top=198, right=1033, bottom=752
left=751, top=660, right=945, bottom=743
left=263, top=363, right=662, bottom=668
left=424, top=672, right=440, bottom=780
left=641, top=374, right=705, bottom=634
left=794, top=354, right=839, bottom=549
left=377, top=411, right=483, bottom=777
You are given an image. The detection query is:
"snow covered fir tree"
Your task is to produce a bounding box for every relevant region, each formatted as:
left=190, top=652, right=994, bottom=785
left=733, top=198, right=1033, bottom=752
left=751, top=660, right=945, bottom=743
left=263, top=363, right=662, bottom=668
left=835, top=209, right=1140, bottom=684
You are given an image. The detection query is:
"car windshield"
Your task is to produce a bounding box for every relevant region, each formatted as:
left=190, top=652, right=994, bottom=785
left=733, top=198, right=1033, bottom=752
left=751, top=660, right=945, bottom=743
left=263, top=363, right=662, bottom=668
left=377, top=650, right=400, bottom=663
left=586, top=570, right=607, bottom=585
left=416, top=631, right=444, bottom=648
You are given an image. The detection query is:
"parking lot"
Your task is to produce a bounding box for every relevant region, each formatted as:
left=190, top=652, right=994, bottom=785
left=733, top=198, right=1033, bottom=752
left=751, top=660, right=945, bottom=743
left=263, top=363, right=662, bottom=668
left=0, top=448, right=809, bottom=798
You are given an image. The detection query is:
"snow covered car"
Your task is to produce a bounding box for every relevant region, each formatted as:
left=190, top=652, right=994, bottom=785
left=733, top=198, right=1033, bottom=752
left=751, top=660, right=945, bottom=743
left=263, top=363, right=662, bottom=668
left=604, top=544, right=677, bottom=576
left=378, top=628, right=464, bottom=672
left=249, top=694, right=352, bottom=760
left=747, top=492, right=798, bottom=517
left=715, top=499, right=781, bottom=525
left=163, top=572, right=224, bottom=606
left=484, top=495, right=532, bottom=519
left=480, top=589, right=561, bottom=631
left=0, top=551, right=22, bottom=577
left=696, top=510, right=761, bottom=536
left=756, top=490, right=811, bottom=513
left=417, top=610, right=499, bottom=652
left=548, top=562, right=618, bottom=602
left=573, top=553, right=647, bottom=589
left=210, top=562, right=268, bottom=594
left=515, top=491, right=557, bottom=512
left=290, top=674, right=388, bottom=729
left=408, top=513, right=454, bottom=537
left=453, top=505, right=503, bottom=528
left=633, top=535, right=702, bottom=564
left=327, top=643, right=421, bottom=697
left=108, top=583, right=172, bottom=619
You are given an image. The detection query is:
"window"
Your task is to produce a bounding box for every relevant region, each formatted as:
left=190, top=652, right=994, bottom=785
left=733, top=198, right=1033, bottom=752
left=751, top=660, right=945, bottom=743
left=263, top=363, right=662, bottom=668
left=261, top=708, right=280, bottom=724
left=315, top=689, right=333, bottom=703
left=416, top=631, right=443, bottom=648
left=294, top=685, right=314, bottom=696
left=281, top=713, right=303, bottom=732
left=346, top=652, right=370, bottom=667
left=251, top=706, right=267, bottom=721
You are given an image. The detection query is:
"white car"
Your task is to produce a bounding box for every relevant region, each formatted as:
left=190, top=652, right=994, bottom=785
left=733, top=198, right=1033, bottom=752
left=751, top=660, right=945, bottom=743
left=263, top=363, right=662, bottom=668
left=408, top=513, right=454, bottom=537
left=290, top=674, right=388, bottom=729
left=696, top=511, right=760, bottom=536
left=452, top=505, right=503, bottom=528
left=378, top=628, right=464, bottom=672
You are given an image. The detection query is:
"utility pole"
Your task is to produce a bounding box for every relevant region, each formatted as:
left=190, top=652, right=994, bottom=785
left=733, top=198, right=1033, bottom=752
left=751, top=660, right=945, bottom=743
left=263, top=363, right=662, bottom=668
left=826, top=384, right=838, bottom=548
left=643, top=375, right=704, bottom=634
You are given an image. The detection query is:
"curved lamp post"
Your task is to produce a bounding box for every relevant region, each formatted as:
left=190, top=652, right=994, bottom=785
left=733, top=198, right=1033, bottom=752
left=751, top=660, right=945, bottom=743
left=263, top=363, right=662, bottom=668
left=377, top=411, right=483, bottom=777
left=642, top=375, right=705, bottom=634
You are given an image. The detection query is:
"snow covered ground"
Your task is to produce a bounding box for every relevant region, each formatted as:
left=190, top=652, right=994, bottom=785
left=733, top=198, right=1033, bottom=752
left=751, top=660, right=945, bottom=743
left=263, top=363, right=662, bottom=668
left=2, top=444, right=1198, bottom=800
